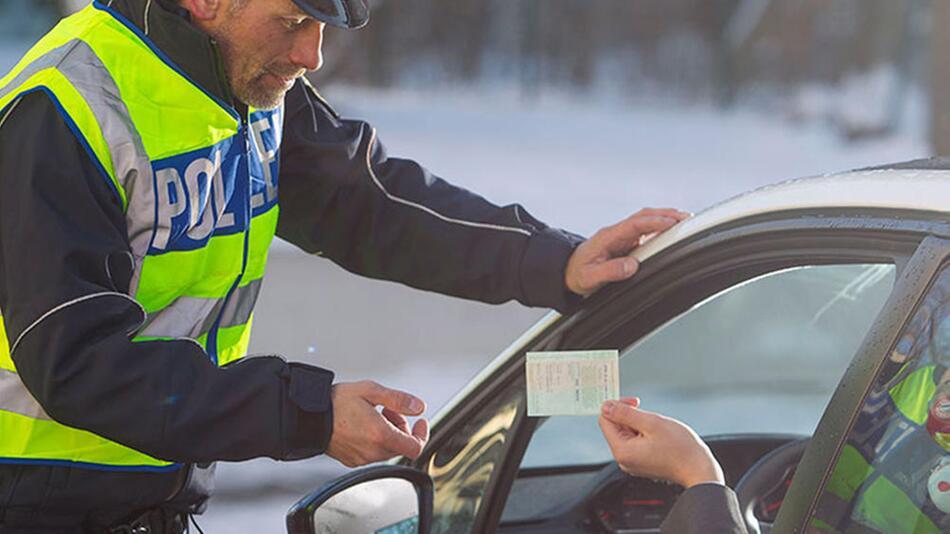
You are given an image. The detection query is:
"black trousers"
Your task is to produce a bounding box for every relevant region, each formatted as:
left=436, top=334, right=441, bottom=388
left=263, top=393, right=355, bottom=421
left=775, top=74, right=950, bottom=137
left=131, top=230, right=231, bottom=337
left=0, top=509, right=188, bottom=534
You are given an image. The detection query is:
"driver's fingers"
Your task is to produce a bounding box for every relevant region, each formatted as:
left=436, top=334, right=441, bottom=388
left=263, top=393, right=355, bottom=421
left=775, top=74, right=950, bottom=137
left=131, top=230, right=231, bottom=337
left=598, top=415, right=622, bottom=447
left=618, top=397, right=641, bottom=408
left=599, top=415, right=636, bottom=445
left=602, top=400, right=658, bottom=434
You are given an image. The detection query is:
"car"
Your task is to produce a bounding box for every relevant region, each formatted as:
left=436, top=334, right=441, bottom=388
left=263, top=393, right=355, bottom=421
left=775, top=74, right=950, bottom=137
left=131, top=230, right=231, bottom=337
left=286, top=161, right=949, bottom=534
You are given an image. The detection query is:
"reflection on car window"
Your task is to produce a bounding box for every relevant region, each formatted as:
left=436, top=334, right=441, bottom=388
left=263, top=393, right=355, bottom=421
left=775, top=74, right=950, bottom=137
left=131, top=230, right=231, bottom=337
left=521, top=263, right=895, bottom=468
left=425, top=384, right=521, bottom=534
left=809, top=264, right=950, bottom=534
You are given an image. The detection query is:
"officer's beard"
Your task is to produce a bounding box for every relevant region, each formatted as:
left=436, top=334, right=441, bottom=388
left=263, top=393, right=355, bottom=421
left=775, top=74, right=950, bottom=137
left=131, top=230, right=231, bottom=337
left=210, top=13, right=302, bottom=110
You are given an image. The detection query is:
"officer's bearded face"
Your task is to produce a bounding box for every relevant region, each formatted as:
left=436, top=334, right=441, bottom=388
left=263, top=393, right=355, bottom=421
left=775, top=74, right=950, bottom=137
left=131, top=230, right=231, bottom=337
left=198, top=0, right=325, bottom=109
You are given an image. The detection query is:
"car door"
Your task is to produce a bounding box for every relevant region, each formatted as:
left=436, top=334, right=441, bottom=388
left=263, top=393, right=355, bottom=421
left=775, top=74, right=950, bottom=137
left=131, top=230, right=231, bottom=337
left=774, top=237, right=950, bottom=533
left=413, top=207, right=947, bottom=534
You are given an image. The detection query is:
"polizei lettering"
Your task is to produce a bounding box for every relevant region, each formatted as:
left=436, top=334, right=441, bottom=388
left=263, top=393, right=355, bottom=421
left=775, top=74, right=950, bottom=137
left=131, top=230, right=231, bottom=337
left=149, top=109, right=281, bottom=254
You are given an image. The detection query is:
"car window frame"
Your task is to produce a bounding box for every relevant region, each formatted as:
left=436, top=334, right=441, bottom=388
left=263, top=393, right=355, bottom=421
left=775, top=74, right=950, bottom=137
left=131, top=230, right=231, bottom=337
left=558, top=209, right=942, bottom=350
left=483, top=211, right=946, bottom=533
left=775, top=236, right=950, bottom=532
left=409, top=334, right=567, bottom=533
left=414, top=209, right=947, bottom=534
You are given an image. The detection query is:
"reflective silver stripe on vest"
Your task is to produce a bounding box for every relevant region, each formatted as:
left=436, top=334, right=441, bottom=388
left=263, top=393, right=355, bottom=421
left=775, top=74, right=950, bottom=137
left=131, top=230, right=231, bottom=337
left=218, top=278, right=263, bottom=330
left=55, top=41, right=157, bottom=294
left=0, top=368, right=51, bottom=421
left=137, top=279, right=262, bottom=339
left=0, top=42, right=76, bottom=102
left=0, top=39, right=157, bottom=295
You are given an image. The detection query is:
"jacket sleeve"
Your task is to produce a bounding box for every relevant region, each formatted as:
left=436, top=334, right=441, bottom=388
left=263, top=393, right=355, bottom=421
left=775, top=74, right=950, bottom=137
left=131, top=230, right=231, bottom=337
left=661, top=484, right=748, bottom=534
left=0, top=91, right=333, bottom=464
left=277, top=80, right=585, bottom=313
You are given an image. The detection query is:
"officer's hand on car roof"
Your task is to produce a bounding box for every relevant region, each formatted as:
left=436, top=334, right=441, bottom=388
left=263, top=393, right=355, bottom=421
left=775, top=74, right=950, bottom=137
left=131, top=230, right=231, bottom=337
left=326, top=381, right=430, bottom=467
left=599, top=397, right=724, bottom=489
left=565, top=208, right=690, bottom=297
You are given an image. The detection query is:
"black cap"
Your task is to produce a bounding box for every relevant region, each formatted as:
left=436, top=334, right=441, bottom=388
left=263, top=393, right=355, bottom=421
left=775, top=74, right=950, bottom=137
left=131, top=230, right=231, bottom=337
left=293, top=0, right=369, bottom=29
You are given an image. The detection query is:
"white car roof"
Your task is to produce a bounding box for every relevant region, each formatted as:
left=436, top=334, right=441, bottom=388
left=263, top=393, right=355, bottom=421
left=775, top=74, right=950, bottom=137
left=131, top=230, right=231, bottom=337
left=432, top=168, right=950, bottom=426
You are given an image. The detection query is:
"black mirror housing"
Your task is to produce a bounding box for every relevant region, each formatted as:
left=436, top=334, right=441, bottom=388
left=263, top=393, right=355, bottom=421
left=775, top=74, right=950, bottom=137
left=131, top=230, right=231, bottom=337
left=286, top=465, right=434, bottom=534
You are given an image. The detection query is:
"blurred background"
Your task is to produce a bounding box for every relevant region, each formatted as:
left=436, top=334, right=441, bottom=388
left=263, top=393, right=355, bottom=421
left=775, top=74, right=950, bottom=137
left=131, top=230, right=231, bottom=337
left=0, top=0, right=942, bottom=530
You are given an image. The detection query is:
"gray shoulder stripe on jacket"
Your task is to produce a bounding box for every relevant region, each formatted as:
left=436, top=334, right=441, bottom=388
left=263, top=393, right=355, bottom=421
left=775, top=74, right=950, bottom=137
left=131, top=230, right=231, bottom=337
left=365, top=128, right=533, bottom=237
left=143, top=0, right=154, bottom=36
left=10, top=292, right=147, bottom=356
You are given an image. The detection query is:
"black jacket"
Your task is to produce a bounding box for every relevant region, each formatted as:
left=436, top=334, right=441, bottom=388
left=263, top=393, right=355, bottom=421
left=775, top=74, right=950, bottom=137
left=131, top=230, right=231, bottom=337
left=0, top=0, right=582, bottom=529
left=661, top=484, right=748, bottom=534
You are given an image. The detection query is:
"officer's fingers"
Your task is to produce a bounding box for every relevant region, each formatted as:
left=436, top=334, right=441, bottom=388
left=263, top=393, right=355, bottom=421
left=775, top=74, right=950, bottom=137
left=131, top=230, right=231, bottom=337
left=382, top=407, right=411, bottom=434
left=355, top=413, right=416, bottom=463
left=381, top=423, right=426, bottom=460
left=576, top=257, right=639, bottom=293
left=633, top=207, right=691, bottom=221
left=598, top=215, right=682, bottom=255
left=412, top=418, right=430, bottom=446
left=362, top=382, right=426, bottom=416
left=596, top=209, right=684, bottom=243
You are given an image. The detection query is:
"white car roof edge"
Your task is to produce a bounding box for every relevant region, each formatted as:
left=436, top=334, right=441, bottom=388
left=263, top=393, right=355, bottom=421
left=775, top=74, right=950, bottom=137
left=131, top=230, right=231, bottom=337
left=631, top=169, right=948, bottom=265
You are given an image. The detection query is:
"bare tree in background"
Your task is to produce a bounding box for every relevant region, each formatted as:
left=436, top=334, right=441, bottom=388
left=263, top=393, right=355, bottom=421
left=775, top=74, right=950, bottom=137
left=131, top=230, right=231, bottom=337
left=932, top=0, right=950, bottom=154
left=42, top=0, right=931, bottom=150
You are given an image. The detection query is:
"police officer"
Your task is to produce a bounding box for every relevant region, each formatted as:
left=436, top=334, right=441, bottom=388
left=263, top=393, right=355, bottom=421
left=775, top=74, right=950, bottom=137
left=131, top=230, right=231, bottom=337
left=0, top=0, right=688, bottom=531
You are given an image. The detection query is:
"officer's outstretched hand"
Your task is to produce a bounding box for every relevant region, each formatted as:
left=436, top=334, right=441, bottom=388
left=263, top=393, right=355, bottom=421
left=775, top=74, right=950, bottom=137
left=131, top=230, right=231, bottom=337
left=327, top=381, right=430, bottom=468
left=565, top=208, right=690, bottom=297
left=598, top=397, right=724, bottom=488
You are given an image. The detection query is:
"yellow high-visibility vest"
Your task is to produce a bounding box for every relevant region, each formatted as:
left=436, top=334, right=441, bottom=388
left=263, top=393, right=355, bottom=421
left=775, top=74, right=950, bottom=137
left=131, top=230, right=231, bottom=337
left=0, top=2, right=280, bottom=469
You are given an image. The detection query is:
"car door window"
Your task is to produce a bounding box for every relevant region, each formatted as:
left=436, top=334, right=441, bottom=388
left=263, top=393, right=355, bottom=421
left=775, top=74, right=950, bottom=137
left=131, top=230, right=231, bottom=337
left=424, top=382, right=521, bottom=534
left=808, top=264, right=950, bottom=534
left=520, top=263, right=896, bottom=468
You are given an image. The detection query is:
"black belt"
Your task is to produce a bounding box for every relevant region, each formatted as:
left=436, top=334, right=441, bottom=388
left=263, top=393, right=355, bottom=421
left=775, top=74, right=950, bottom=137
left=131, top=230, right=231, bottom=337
left=0, top=509, right=192, bottom=534
left=106, top=510, right=188, bottom=534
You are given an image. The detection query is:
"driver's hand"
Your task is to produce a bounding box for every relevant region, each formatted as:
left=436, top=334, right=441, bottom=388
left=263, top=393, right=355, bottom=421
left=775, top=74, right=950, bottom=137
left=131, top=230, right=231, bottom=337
left=327, top=381, right=430, bottom=468
left=599, top=397, right=724, bottom=488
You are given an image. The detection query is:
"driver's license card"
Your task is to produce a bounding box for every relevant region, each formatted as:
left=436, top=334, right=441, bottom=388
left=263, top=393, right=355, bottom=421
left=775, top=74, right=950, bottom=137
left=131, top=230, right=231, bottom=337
left=526, top=350, right=619, bottom=416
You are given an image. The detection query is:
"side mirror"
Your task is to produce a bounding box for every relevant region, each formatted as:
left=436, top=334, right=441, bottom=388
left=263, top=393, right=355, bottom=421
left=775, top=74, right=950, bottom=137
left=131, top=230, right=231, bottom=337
left=286, top=465, right=433, bottom=534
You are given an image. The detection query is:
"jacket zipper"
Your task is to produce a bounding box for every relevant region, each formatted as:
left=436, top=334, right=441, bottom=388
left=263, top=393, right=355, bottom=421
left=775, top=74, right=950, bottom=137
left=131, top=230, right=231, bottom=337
left=206, top=116, right=252, bottom=364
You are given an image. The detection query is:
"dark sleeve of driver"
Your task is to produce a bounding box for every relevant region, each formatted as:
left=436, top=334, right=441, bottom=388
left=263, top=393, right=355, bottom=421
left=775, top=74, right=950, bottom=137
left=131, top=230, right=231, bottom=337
left=661, top=484, right=748, bottom=534
left=277, top=80, right=584, bottom=313
left=0, top=92, right=332, bottom=463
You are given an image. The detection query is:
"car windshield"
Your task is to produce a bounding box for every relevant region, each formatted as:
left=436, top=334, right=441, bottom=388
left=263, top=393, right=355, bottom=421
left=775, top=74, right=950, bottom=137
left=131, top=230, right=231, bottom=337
left=521, top=263, right=896, bottom=468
